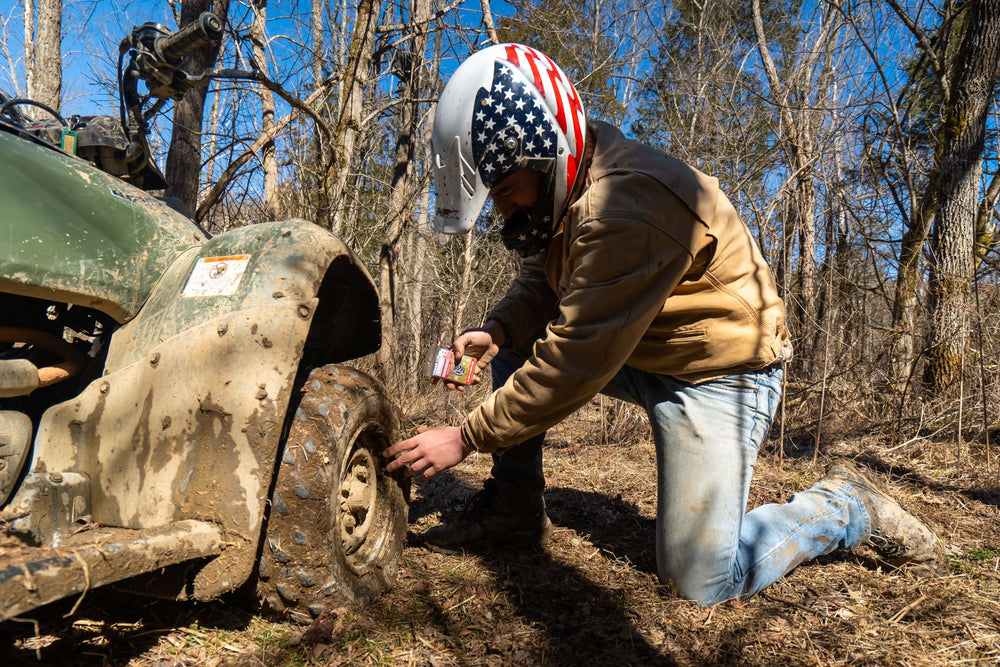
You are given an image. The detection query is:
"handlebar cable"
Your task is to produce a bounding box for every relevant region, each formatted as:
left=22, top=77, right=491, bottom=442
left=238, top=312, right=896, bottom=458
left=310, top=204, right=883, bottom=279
left=0, top=99, right=67, bottom=126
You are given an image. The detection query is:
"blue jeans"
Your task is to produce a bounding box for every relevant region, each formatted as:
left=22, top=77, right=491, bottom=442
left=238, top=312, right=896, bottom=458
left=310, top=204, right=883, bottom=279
left=489, top=348, right=871, bottom=605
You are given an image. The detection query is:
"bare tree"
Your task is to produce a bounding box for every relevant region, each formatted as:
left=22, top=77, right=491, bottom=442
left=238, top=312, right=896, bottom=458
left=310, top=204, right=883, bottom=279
left=164, top=0, right=230, bottom=215
left=323, top=0, right=382, bottom=233
left=377, top=0, right=434, bottom=368
left=925, top=0, right=1000, bottom=394
left=250, top=0, right=278, bottom=220
left=0, top=8, right=24, bottom=96
left=23, top=0, right=62, bottom=113
left=751, top=0, right=845, bottom=363
left=22, top=0, right=33, bottom=100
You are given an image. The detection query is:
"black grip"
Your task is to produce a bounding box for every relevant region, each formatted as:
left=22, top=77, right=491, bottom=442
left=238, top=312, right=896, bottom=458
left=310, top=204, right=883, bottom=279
left=156, top=12, right=223, bottom=64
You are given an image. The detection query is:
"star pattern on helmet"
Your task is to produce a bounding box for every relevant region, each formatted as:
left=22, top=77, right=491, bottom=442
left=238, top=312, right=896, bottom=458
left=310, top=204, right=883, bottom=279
left=471, top=62, right=557, bottom=189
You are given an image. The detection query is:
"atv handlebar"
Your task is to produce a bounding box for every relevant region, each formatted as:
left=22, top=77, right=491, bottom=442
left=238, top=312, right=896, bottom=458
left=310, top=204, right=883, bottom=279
left=156, top=12, right=223, bottom=64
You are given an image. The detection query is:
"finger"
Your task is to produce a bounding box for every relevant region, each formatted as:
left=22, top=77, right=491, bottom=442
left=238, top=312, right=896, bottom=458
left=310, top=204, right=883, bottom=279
left=408, top=425, right=429, bottom=438
left=385, top=451, right=413, bottom=472
left=382, top=439, right=416, bottom=459
left=420, top=465, right=439, bottom=480
left=404, top=456, right=430, bottom=478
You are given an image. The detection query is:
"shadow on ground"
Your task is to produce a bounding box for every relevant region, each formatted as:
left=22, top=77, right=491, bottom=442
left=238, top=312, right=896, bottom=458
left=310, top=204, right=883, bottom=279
left=407, top=472, right=675, bottom=665
left=0, top=589, right=255, bottom=666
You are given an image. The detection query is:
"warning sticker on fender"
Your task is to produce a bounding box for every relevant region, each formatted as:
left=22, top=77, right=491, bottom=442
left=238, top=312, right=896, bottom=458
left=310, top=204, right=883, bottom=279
left=181, top=255, right=250, bottom=297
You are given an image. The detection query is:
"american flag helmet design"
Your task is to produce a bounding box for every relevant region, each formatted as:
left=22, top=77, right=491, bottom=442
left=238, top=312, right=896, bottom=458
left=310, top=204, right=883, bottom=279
left=431, top=43, right=587, bottom=236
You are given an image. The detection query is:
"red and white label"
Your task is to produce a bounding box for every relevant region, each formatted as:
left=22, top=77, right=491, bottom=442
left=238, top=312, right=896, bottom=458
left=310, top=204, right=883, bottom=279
left=181, top=255, right=250, bottom=297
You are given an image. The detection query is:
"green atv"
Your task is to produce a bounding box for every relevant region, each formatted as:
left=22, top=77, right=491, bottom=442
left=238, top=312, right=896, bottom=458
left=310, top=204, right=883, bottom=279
left=0, top=13, right=407, bottom=623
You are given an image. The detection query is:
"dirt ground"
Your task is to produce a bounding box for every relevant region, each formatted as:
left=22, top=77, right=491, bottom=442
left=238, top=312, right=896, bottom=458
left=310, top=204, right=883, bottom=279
left=3, top=399, right=1000, bottom=666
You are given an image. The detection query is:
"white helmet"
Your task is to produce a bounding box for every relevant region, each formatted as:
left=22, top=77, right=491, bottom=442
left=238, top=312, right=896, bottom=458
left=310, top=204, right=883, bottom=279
left=431, top=43, right=587, bottom=255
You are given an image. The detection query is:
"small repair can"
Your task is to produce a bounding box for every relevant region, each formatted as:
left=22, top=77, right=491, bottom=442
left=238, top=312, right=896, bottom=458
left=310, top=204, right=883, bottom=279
left=430, top=348, right=477, bottom=385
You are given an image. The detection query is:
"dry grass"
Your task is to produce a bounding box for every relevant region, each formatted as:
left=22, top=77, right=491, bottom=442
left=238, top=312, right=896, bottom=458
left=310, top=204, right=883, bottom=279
left=3, top=398, right=1000, bottom=666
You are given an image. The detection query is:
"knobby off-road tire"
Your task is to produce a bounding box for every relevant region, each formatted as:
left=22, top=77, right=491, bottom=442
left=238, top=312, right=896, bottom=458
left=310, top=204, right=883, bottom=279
left=257, top=364, right=407, bottom=621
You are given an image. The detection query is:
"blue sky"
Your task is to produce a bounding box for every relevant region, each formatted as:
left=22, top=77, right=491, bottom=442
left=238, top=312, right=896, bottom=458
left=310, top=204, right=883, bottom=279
left=0, top=0, right=516, bottom=115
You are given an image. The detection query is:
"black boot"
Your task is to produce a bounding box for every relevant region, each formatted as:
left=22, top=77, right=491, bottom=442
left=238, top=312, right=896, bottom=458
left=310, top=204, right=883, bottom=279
left=423, top=479, right=553, bottom=553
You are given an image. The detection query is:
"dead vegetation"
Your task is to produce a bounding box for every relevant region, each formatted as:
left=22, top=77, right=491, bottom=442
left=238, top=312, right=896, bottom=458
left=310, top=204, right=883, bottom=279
left=3, top=398, right=999, bottom=666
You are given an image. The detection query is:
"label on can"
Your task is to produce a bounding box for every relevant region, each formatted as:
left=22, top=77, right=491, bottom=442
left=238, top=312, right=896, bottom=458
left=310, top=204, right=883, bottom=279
left=431, top=348, right=477, bottom=385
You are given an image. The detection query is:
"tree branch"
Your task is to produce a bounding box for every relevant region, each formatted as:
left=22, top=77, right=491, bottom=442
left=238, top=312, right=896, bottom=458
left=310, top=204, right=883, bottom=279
left=194, top=77, right=337, bottom=222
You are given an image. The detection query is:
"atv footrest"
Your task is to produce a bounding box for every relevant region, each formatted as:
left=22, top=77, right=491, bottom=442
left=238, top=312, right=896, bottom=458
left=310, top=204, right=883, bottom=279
left=0, top=519, right=222, bottom=621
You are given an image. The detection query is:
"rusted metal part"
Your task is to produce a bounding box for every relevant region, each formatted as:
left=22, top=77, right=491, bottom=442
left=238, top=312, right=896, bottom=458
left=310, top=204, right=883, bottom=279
left=0, top=519, right=222, bottom=621
left=0, top=326, right=85, bottom=393
left=24, top=220, right=381, bottom=601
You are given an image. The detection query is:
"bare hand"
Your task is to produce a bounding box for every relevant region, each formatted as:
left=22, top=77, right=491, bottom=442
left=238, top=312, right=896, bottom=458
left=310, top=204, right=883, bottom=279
left=383, top=426, right=473, bottom=479
left=435, top=321, right=505, bottom=392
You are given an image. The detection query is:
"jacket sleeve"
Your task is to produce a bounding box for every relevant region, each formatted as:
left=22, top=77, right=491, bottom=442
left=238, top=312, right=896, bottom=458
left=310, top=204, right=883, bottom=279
left=484, top=252, right=559, bottom=349
left=462, top=211, right=698, bottom=453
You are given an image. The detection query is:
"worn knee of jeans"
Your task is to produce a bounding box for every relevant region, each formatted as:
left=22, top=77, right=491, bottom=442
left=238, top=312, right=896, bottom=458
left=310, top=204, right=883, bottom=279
left=657, top=545, right=738, bottom=607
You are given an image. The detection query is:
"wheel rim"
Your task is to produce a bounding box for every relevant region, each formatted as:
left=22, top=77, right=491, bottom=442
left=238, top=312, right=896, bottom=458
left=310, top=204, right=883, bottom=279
left=339, top=435, right=378, bottom=558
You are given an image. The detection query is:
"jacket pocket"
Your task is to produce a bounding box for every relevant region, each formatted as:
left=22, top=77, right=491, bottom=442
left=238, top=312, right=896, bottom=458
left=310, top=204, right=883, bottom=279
left=703, top=271, right=763, bottom=326
left=662, top=327, right=707, bottom=343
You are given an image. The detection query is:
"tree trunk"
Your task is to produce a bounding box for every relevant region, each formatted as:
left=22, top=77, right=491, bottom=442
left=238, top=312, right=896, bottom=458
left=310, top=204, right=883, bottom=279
left=250, top=0, right=278, bottom=220
left=323, top=0, right=381, bottom=233
left=925, top=0, right=1000, bottom=395
left=889, top=172, right=937, bottom=382
left=399, top=18, right=441, bottom=387
left=204, top=79, right=223, bottom=199
left=164, top=0, right=230, bottom=214
left=750, top=0, right=838, bottom=371
left=25, top=0, right=62, bottom=114
left=23, top=0, right=34, bottom=102
left=376, top=0, right=432, bottom=368
left=311, top=0, right=325, bottom=85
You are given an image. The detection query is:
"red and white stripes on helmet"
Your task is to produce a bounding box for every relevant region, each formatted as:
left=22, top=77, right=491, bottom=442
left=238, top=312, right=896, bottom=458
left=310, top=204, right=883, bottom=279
left=501, top=44, right=587, bottom=200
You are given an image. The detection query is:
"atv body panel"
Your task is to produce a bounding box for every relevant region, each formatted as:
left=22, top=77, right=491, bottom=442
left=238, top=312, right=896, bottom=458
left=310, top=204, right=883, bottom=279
left=0, top=128, right=206, bottom=322
left=0, top=121, right=399, bottom=621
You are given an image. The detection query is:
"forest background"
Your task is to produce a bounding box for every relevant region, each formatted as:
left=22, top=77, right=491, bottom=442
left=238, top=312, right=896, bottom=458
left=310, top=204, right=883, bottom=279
left=3, top=0, right=999, bottom=474
left=3, top=0, right=1000, bottom=663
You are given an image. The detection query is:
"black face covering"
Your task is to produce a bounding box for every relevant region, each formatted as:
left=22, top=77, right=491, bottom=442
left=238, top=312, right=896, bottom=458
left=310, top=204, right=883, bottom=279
left=500, top=210, right=553, bottom=257
left=498, top=170, right=557, bottom=258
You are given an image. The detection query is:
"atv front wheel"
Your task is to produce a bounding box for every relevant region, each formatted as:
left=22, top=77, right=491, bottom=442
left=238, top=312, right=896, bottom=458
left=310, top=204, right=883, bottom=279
left=257, top=364, right=407, bottom=621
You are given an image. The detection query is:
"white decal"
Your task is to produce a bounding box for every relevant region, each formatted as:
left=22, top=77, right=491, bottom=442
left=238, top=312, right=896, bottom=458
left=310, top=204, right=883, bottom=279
left=181, top=255, right=250, bottom=297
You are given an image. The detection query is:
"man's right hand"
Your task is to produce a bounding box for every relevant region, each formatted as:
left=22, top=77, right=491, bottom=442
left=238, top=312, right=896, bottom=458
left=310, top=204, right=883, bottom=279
left=438, top=320, right=506, bottom=391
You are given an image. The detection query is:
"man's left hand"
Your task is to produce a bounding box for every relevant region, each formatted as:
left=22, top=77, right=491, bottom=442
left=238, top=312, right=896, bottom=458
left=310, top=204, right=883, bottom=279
left=383, top=426, right=473, bottom=479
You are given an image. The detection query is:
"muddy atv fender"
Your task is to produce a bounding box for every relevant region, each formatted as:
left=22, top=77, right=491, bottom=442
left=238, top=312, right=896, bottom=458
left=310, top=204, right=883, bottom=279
left=18, top=219, right=402, bottom=607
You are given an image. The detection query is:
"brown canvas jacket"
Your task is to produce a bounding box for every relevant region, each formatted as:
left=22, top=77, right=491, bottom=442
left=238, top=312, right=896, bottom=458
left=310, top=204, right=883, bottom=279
left=462, top=120, right=789, bottom=454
